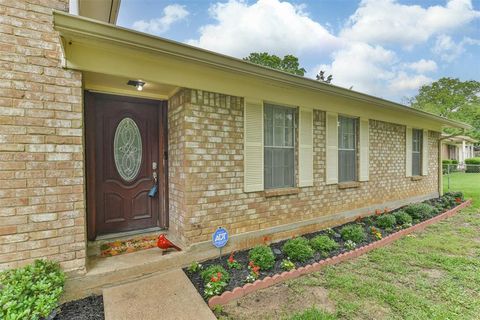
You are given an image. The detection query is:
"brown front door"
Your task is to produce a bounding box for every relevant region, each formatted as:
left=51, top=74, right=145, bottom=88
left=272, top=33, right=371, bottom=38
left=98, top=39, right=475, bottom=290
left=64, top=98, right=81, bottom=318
left=85, top=92, right=168, bottom=239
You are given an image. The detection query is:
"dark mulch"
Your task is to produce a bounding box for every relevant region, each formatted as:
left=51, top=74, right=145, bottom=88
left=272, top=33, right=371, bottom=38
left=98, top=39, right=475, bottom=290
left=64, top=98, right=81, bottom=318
left=54, top=295, right=104, bottom=320
left=184, top=194, right=464, bottom=301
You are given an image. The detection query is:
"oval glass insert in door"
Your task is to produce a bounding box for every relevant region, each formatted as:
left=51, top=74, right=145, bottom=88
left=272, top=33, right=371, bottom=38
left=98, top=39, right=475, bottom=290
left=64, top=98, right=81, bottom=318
left=113, top=117, right=143, bottom=182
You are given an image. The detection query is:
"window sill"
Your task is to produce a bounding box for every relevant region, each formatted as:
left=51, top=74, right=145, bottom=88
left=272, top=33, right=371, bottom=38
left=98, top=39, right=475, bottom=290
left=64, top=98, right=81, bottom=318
left=411, top=176, right=423, bottom=181
left=338, top=181, right=361, bottom=189
left=264, top=187, right=300, bottom=198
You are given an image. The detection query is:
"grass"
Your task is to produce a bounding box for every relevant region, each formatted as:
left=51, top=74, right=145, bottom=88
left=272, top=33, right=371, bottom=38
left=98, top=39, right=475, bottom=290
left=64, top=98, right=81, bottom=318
left=220, top=173, right=480, bottom=320
left=443, top=172, right=480, bottom=208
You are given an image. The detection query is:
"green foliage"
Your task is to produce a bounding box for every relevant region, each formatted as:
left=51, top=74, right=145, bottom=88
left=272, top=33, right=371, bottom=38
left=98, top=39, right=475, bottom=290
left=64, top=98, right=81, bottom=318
left=375, top=214, right=397, bottom=229
left=394, top=210, right=413, bottom=226
left=289, top=307, right=337, bottom=320
left=200, top=265, right=230, bottom=284
left=248, top=245, right=275, bottom=270
left=340, top=224, right=366, bottom=243
left=310, top=235, right=339, bottom=256
left=281, top=259, right=296, bottom=271
left=243, top=52, right=306, bottom=76
left=0, top=259, right=65, bottom=320
left=404, top=203, right=436, bottom=220
left=465, top=157, right=480, bottom=164
left=409, top=77, right=480, bottom=140
left=203, top=278, right=228, bottom=299
left=344, top=240, right=357, bottom=251
left=187, top=261, right=202, bottom=273
left=465, top=158, right=480, bottom=173
left=282, top=237, right=314, bottom=262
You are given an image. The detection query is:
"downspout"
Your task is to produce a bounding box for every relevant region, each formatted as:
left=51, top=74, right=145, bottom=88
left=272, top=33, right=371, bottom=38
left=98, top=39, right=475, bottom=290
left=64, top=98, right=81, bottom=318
left=438, top=129, right=465, bottom=195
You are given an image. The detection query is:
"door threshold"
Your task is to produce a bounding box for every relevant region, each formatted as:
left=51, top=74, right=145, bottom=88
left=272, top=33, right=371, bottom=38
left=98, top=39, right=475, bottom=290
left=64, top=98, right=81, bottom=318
left=88, top=227, right=166, bottom=257
left=95, top=227, right=164, bottom=241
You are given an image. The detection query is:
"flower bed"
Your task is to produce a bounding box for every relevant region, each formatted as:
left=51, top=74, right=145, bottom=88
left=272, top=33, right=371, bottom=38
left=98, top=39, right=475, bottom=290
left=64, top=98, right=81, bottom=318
left=183, top=192, right=470, bottom=307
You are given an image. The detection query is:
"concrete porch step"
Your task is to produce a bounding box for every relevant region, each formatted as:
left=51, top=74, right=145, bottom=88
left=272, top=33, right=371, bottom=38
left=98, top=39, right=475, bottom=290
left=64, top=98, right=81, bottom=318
left=103, top=269, right=216, bottom=320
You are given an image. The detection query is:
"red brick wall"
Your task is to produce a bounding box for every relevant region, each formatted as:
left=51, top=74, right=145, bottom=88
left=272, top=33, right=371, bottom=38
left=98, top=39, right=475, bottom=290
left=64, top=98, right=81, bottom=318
left=0, top=0, right=85, bottom=273
left=169, top=89, right=439, bottom=245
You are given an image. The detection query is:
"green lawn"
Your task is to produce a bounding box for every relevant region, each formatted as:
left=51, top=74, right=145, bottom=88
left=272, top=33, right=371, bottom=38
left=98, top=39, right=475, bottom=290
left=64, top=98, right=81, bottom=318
left=443, top=172, right=480, bottom=208
left=219, top=174, right=480, bottom=320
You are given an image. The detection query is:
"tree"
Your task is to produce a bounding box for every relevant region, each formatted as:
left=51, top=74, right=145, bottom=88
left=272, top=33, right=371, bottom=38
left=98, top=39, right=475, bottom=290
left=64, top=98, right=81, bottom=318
left=409, top=77, right=480, bottom=141
left=243, top=52, right=306, bottom=76
left=316, top=70, right=333, bottom=84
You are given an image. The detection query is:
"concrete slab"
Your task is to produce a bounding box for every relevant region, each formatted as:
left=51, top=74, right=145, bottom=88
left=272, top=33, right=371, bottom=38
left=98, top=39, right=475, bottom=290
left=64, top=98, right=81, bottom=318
left=103, top=269, right=216, bottom=320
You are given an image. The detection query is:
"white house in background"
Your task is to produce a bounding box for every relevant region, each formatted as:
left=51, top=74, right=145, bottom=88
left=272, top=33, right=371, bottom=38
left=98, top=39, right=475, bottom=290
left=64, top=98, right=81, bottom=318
left=442, top=135, right=477, bottom=163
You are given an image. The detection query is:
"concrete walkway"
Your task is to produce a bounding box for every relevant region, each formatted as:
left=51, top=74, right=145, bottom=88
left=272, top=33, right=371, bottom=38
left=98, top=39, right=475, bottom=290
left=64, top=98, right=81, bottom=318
left=103, top=269, right=217, bottom=320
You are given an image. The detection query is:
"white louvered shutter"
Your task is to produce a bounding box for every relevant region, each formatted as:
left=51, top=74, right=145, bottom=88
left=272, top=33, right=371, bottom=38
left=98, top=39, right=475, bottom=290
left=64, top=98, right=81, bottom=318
left=358, top=118, right=369, bottom=181
left=326, top=112, right=338, bottom=184
left=299, top=107, right=313, bottom=187
left=244, top=99, right=264, bottom=192
left=405, top=127, right=412, bottom=177
left=422, top=129, right=429, bottom=176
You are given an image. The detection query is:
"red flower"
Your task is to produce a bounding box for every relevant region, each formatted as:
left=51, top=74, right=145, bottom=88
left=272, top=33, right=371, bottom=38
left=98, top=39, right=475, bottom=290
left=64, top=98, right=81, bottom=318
left=228, top=252, right=235, bottom=263
left=375, top=209, right=382, bottom=216
left=455, top=197, right=462, bottom=204
left=249, top=261, right=254, bottom=268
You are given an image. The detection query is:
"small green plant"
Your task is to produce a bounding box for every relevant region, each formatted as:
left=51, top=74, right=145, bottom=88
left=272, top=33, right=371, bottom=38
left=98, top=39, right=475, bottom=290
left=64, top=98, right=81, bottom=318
left=310, top=235, right=339, bottom=257
left=340, top=224, right=366, bottom=243
left=394, top=210, right=413, bottom=226
left=227, top=252, right=241, bottom=270
left=281, top=259, right=296, bottom=271
left=375, top=214, right=397, bottom=229
left=370, top=226, right=382, bottom=240
left=344, top=240, right=357, bottom=250
left=404, top=203, right=436, bottom=220
left=203, top=271, right=228, bottom=299
left=0, top=259, right=65, bottom=320
left=187, top=261, right=203, bottom=273
left=248, top=245, right=275, bottom=270
left=245, top=261, right=261, bottom=283
left=282, top=237, right=314, bottom=262
left=200, top=265, right=230, bottom=284
left=325, top=228, right=340, bottom=238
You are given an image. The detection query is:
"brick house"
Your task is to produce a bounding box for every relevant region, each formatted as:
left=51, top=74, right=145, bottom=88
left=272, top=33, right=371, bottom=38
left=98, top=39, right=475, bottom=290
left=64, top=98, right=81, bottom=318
left=441, top=134, right=477, bottom=165
left=0, top=0, right=470, bottom=297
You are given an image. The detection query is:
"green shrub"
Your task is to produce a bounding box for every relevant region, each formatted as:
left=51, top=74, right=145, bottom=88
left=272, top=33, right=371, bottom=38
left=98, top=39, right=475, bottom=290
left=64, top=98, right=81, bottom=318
left=340, top=224, right=366, bottom=243
left=310, top=235, right=339, bottom=256
left=375, top=214, right=397, bottom=229
left=187, top=261, right=202, bottom=273
left=344, top=240, right=357, bottom=251
left=0, top=259, right=65, bottom=320
left=282, top=237, right=314, bottom=262
left=200, top=265, right=230, bottom=284
left=248, top=245, right=275, bottom=270
left=394, top=210, right=413, bottom=226
left=404, top=203, right=436, bottom=220
left=465, top=157, right=480, bottom=173
left=280, top=259, right=295, bottom=271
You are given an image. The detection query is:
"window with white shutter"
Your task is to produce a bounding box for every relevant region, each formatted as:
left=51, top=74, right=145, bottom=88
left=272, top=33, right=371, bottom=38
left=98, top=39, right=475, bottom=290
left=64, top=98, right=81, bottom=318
left=244, top=99, right=264, bottom=192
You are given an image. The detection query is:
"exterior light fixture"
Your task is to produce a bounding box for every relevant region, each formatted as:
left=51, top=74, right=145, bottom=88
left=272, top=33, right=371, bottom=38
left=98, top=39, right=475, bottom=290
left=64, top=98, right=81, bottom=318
left=127, top=80, right=145, bottom=91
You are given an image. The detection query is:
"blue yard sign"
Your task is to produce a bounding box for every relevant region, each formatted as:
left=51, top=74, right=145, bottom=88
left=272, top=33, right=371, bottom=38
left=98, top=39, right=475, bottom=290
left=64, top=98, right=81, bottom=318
left=212, top=227, right=228, bottom=248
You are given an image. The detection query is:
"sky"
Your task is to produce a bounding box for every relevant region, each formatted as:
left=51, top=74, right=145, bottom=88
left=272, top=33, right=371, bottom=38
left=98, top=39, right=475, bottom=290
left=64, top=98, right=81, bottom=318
left=117, top=0, right=480, bottom=103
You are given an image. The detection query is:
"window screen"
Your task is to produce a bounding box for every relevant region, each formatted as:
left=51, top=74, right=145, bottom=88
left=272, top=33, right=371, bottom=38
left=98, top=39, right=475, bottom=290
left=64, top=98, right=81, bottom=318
left=264, top=104, right=295, bottom=189
left=412, top=129, right=422, bottom=176
left=338, top=116, right=357, bottom=182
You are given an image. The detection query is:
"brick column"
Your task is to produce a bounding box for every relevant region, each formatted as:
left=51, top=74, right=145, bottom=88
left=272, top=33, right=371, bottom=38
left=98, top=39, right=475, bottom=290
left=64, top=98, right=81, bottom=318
left=0, top=1, right=86, bottom=273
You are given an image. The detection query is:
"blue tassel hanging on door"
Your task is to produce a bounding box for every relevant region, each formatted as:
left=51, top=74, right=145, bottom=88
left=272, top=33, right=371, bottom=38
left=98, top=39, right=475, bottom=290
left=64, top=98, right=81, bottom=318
left=148, top=184, right=158, bottom=198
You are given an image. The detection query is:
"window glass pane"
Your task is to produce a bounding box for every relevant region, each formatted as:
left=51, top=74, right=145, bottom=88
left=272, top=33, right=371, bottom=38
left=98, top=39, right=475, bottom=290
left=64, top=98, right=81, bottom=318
left=264, top=107, right=273, bottom=146
left=264, top=105, right=295, bottom=189
left=264, top=148, right=273, bottom=188
left=338, top=116, right=357, bottom=182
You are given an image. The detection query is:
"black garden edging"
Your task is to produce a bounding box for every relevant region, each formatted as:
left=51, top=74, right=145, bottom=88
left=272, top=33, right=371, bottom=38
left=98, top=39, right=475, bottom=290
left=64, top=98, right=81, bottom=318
left=181, top=195, right=472, bottom=308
